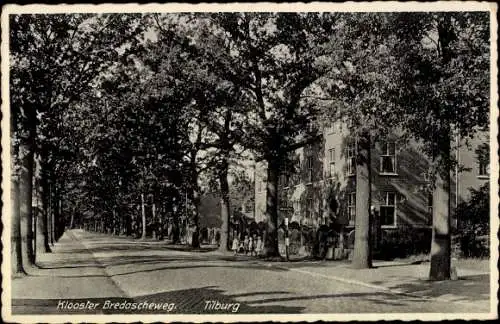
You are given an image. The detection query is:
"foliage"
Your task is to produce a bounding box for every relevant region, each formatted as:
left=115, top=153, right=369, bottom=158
left=9, top=11, right=490, bottom=262
left=389, top=12, right=489, bottom=172
left=453, top=183, right=490, bottom=258
left=229, top=169, right=254, bottom=214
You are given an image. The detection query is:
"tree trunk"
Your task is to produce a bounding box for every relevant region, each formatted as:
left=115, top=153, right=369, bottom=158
left=69, top=212, right=75, bottom=230
left=41, top=174, right=51, bottom=252
left=172, top=218, right=181, bottom=244
left=56, top=197, right=63, bottom=240
left=112, top=209, right=117, bottom=235
left=48, top=182, right=53, bottom=244
left=218, top=160, right=230, bottom=252
left=428, top=15, right=455, bottom=281
left=152, top=202, right=156, bottom=239
left=429, top=141, right=452, bottom=280
left=35, top=170, right=49, bottom=257
left=191, top=189, right=201, bottom=248
left=11, top=174, right=26, bottom=275
left=53, top=184, right=61, bottom=241
left=19, top=129, right=36, bottom=268
left=264, top=159, right=280, bottom=257
left=352, top=132, right=372, bottom=269
left=141, top=193, right=146, bottom=239
left=35, top=204, right=47, bottom=256
left=50, top=184, right=55, bottom=244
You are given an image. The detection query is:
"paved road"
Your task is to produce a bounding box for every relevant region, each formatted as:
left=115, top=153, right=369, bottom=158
left=11, top=229, right=492, bottom=315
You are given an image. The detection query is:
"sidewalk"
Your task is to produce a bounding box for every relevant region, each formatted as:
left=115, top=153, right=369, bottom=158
left=10, top=230, right=128, bottom=314
left=264, top=259, right=491, bottom=311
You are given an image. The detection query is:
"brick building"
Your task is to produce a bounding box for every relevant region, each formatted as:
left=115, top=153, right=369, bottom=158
left=253, top=122, right=489, bottom=256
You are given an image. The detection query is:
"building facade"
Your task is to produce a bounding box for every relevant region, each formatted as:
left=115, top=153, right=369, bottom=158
left=254, top=122, right=490, bottom=257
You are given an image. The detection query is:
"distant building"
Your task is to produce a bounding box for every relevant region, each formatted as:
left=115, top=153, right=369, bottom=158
left=254, top=122, right=489, bottom=255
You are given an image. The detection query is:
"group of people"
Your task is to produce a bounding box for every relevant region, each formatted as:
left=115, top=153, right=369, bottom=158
left=231, top=233, right=263, bottom=256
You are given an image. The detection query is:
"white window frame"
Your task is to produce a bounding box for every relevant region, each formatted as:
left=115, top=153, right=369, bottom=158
left=327, top=148, right=336, bottom=178
left=380, top=192, right=397, bottom=227
left=380, top=141, right=397, bottom=175
left=348, top=192, right=356, bottom=226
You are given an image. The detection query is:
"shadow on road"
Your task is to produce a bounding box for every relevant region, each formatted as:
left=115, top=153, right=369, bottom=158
left=371, top=274, right=490, bottom=304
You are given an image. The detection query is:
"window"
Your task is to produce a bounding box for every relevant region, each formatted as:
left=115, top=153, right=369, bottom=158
left=476, top=143, right=489, bottom=177
left=245, top=201, right=253, bottom=214
left=380, top=141, right=397, bottom=174
left=279, top=173, right=289, bottom=188
left=327, top=148, right=336, bottom=178
left=346, top=143, right=356, bottom=176
left=306, top=156, right=313, bottom=183
left=306, top=198, right=313, bottom=218
left=380, top=192, right=397, bottom=226
left=348, top=193, right=356, bottom=225
left=280, top=195, right=288, bottom=209
left=478, top=162, right=489, bottom=176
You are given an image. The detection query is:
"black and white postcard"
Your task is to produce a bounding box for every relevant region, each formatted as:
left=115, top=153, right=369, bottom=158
left=1, top=2, right=498, bottom=322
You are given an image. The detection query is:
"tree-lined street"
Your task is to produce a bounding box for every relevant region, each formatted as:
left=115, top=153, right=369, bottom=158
left=5, top=6, right=494, bottom=319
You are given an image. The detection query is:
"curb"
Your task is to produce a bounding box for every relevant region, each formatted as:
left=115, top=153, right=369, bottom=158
left=67, top=230, right=134, bottom=300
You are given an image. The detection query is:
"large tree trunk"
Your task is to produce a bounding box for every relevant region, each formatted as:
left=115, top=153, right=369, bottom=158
left=429, top=138, right=452, bottom=280
left=34, top=156, right=49, bottom=257
left=352, top=132, right=372, bottom=269
left=264, top=159, right=280, bottom=257
left=19, top=128, right=36, bottom=268
left=11, top=174, right=26, bottom=276
left=428, top=14, right=455, bottom=282
left=218, top=159, right=230, bottom=252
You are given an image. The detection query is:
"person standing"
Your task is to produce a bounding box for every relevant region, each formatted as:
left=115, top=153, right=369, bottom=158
left=243, top=235, right=249, bottom=254
left=256, top=235, right=263, bottom=256
left=232, top=235, right=239, bottom=254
